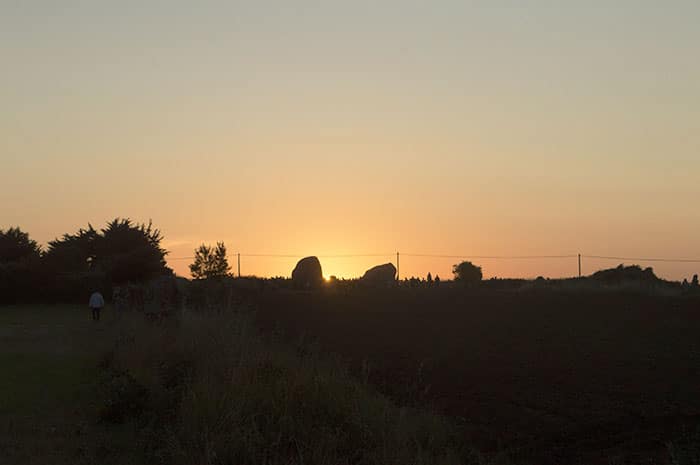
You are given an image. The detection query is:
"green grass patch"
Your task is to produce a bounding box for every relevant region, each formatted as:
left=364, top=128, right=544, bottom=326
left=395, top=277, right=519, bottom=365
left=0, top=305, right=143, bottom=465
left=0, top=352, right=89, bottom=415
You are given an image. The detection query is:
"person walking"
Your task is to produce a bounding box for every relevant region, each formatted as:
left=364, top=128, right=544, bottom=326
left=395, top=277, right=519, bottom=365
left=89, top=291, right=105, bottom=321
left=112, top=285, right=127, bottom=316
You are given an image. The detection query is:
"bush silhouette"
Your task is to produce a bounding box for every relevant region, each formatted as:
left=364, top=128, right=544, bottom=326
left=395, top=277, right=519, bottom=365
left=591, top=264, right=660, bottom=286
left=453, top=261, right=482, bottom=286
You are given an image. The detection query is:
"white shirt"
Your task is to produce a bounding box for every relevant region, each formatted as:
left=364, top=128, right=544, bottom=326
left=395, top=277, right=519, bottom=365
left=89, top=292, right=105, bottom=309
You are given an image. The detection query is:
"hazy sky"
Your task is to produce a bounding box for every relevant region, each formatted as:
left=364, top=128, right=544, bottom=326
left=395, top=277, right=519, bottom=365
left=2, top=1, right=699, bottom=279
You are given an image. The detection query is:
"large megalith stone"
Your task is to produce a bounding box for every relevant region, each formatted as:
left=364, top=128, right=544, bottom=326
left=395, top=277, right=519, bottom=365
left=361, top=263, right=397, bottom=286
left=292, top=256, right=323, bottom=289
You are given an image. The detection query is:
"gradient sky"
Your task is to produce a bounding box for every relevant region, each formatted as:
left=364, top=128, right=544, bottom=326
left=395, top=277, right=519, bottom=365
left=2, top=1, right=699, bottom=280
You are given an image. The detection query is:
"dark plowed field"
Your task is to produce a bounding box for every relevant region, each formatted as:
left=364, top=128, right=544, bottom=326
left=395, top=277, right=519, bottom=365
left=255, top=289, right=700, bottom=464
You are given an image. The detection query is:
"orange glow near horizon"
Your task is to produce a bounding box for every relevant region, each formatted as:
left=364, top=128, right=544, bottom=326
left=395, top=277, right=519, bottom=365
left=160, top=246, right=700, bottom=282
left=2, top=2, right=699, bottom=282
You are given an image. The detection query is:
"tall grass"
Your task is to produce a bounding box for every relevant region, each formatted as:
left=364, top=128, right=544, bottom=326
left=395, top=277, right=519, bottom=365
left=668, top=427, right=700, bottom=465
left=100, top=310, right=479, bottom=465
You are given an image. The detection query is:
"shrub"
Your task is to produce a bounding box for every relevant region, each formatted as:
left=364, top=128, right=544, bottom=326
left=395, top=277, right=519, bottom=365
left=99, top=368, right=149, bottom=424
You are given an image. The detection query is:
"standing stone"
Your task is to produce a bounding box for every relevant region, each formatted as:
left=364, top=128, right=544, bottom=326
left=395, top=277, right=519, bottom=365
left=292, top=256, right=323, bottom=289
left=361, top=263, right=397, bottom=286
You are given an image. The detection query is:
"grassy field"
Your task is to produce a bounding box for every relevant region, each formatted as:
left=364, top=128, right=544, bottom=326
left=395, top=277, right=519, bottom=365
left=0, top=304, right=471, bottom=465
left=255, top=288, right=700, bottom=465
left=0, top=305, right=142, bottom=465
left=5, top=290, right=700, bottom=465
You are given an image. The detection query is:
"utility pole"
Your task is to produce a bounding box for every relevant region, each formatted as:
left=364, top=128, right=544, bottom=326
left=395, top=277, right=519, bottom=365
left=578, top=254, right=581, bottom=278
left=396, top=252, right=400, bottom=282
left=238, top=253, right=241, bottom=278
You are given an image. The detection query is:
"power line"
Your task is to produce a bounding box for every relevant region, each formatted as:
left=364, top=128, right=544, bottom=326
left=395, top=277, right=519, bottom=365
left=167, top=253, right=700, bottom=263
left=583, top=255, right=700, bottom=263
left=242, top=253, right=393, bottom=258
left=233, top=254, right=301, bottom=258
left=402, top=253, right=578, bottom=259
left=166, top=253, right=394, bottom=261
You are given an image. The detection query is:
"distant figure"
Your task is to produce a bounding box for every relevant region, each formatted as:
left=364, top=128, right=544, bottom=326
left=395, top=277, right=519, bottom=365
left=89, top=291, right=105, bottom=321
left=112, top=286, right=127, bottom=314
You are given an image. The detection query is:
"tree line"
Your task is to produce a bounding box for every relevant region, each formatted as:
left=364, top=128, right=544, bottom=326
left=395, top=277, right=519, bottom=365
left=0, top=219, right=170, bottom=303
left=0, top=216, right=490, bottom=304
left=6, top=217, right=692, bottom=304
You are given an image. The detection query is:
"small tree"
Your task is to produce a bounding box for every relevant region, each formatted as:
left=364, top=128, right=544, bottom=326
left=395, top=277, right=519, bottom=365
left=453, top=261, right=482, bottom=286
left=427, top=272, right=433, bottom=286
left=693, top=274, right=699, bottom=288
left=190, top=242, right=231, bottom=279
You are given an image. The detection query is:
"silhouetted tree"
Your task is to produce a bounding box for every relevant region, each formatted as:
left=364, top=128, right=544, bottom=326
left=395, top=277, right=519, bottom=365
left=95, top=218, right=169, bottom=283
left=0, top=227, right=40, bottom=263
left=0, top=227, right=42, bottom=303
left=43, top=225, right=99, bottom=272
left=190, top=242, right=231, bottom=279
left=434, top=275, right=441, bottom=286
left=453, top=261, right=482, bottom=286
left=693, top=274, right=699, bottom=288
left=427, top=272, right=433, bottom=286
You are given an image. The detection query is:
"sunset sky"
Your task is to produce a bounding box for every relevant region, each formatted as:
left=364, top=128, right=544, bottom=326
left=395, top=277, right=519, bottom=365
left=2, top=1, right=699, bottom=280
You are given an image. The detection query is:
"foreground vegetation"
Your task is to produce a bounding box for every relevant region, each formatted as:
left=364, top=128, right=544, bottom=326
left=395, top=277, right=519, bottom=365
left=256, top=288, right=700, bottom=465
left=1, top=305, right=479, bottom=465
left=101, top=310, right=476, bottom=465
left=3, top=295, right=700, bottom=465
